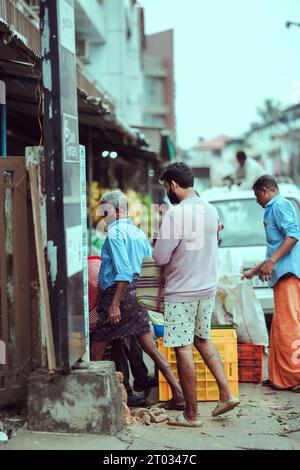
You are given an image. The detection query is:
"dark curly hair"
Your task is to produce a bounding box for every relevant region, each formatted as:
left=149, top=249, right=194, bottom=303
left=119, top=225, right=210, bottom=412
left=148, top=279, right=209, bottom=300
left=160, top=162, right=194, bottom=188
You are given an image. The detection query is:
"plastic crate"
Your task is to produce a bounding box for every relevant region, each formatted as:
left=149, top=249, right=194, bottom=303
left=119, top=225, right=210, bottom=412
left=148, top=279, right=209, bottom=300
left=238, top=343, right=264, bottom=383
left=158, top=328, right=238, bottom=402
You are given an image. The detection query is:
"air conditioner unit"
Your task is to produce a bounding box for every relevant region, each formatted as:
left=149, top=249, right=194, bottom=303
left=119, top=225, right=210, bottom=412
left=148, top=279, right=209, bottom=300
left=76, top=38, right=91, bottom=64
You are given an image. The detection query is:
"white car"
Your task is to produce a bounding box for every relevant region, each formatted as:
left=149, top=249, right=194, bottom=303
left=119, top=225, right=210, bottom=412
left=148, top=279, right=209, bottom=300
left=202, top=184, right=300, bottom=321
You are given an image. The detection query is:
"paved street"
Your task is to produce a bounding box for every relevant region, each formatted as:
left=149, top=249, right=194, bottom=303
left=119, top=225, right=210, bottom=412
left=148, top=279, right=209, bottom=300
left=2, top=380, right=299, bottom=451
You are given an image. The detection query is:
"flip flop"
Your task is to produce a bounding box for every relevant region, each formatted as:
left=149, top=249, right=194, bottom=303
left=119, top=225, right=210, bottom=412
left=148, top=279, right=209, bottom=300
left=212, top=397, right=240, bottom=417
left=156, top=399, right=185, bottom=411
left=262, top=379, right=272, bottom=387
left=168, top=413, right=204, bottom=428
left=292, top=384, right=300, bottom=393
left=262, top=380, right=281, bottom=390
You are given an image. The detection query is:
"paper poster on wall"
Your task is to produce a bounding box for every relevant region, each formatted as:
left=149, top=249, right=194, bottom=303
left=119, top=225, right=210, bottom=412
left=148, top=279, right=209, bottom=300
left=66, top=225, right=83, bottom=277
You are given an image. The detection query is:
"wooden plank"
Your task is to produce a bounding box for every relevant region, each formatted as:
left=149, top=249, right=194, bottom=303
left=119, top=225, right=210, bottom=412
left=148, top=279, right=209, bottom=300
left=12, top=159, right=31, bottom=379
left=0, top=169, right=8, bottom=375
left=28, top=163, right=57, bottom=372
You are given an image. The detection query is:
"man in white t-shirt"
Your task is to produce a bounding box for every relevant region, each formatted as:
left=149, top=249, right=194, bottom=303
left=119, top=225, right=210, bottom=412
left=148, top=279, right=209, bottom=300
left=236, top=151, right=264, bottom=190
left=153, top=162, right=240, bottom=427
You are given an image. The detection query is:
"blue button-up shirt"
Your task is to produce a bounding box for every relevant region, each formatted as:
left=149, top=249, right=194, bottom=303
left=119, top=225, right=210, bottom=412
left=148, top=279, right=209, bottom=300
left=264, top=194, right=300, bottom=287
left=99, top=218, right=152, bottom=290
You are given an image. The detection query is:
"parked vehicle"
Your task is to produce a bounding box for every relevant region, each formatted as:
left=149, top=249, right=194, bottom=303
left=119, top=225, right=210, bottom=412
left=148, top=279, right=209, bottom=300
left=202, top=184, right=300, bottom=320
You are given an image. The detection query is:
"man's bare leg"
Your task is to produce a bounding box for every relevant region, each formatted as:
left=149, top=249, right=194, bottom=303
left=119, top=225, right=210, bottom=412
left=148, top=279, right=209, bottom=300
left=90, top=340, right=110, bottom=361
left=174, top=345, right=198, bottom=421
left=194, top=336, right=234, bottom=401
left=137, top=332, right=184, bottom=406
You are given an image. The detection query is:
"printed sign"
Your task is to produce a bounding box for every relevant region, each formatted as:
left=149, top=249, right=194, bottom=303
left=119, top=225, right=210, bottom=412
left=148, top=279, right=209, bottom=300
left=63, top=113, right=79, bottom=163
left=59, top=0, right=76, bottom=55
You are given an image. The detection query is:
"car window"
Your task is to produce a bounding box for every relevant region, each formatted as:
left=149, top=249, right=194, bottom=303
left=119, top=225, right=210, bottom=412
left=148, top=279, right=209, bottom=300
left=212, top=198, right=300, bottom=247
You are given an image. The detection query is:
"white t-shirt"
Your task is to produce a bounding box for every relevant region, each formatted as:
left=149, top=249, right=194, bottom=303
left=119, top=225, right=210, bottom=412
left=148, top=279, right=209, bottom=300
left=239, top=158, right=264, bottom=190
left=153, top=197, right=219, bottom=302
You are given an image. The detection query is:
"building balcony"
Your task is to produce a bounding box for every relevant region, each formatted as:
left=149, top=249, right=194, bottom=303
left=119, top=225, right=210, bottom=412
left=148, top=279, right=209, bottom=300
left=0, top=0, right=106, bottom=54
left=75, top=0, right=105, bottom=45
left=0, top=0, right=40, bottom=53
left=144, top=55, right=167, bottom=78
left=0, top=0, right=113, bottom=106
left=144, top=104, right=169, bottom=116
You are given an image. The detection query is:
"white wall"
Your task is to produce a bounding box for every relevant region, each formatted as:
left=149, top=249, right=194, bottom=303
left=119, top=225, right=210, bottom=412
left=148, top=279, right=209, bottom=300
left=75, top=0, right=106, bottom=42
left=125, top=4, right=144, bottom=125
left=79, top=0, right=144, bottom=125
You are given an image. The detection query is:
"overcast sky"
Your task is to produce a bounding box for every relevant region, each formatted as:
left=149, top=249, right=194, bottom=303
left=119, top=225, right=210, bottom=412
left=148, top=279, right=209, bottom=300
left=140, top=0, right=300, bottom=148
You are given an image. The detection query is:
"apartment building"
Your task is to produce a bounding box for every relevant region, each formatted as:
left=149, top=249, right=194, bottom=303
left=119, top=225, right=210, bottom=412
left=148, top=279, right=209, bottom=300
left=245, top=103, right=300, bottom=183
left=143, top=30, right=175, bottom=140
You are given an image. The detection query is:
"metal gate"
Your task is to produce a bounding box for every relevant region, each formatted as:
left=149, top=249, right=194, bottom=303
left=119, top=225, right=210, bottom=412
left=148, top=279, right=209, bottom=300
left=0, top=157, right=31, bottom=405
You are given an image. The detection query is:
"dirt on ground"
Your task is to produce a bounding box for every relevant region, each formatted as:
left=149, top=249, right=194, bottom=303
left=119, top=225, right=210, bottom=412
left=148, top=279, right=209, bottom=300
left=1, top=381, right=299, bottom=451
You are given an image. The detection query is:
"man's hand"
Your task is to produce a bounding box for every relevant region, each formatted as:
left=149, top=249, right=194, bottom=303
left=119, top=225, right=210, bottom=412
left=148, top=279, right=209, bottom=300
left=108, top=281, right=128, bottom=324
left=108, top=304, right=121, bottom=325
left=242, top=269, right=255, bottom=280
left=259, top=258, right=275, bottom=282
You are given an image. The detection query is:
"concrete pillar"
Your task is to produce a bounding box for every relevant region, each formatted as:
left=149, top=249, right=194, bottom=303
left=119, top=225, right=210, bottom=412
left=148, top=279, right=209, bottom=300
left=28, top=362, right=124, bottom=435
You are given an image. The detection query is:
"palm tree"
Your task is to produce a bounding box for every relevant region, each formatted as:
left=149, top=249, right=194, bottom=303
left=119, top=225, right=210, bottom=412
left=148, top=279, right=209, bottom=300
left=257, top=98, right=282, bottom=123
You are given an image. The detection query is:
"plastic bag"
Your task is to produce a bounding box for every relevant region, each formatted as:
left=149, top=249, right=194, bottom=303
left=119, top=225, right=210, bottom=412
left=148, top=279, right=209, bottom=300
left=212, top=250, right=269, bottom=347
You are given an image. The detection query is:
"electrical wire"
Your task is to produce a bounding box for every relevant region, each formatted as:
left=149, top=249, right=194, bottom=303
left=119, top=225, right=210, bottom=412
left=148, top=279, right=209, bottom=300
left=25, top=51, right=43, bottom=148
left=37, top=78, right=43, bottom=147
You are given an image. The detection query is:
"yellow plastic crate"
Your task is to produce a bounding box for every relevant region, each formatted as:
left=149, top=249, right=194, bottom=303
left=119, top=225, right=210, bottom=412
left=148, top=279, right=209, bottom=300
left=158, top=328, right=238, bottom=402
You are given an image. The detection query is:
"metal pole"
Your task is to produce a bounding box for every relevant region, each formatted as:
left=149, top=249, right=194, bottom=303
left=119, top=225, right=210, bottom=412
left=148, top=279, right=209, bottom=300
left=40, top=0, right=85, bottom=370
left=0, top=81, right=6, bottom=157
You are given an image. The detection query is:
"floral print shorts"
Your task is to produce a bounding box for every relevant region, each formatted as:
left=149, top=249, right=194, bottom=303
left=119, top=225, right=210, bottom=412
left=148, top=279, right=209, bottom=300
left=163, top=297, right=215, bottom=347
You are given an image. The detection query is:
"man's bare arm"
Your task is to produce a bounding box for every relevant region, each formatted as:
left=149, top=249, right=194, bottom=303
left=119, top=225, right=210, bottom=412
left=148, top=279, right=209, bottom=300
left=268, top=237, right=297, bottom=264
left=259, top=237, right=298, bottom=281
left=108, top=281, right=129, bottom=324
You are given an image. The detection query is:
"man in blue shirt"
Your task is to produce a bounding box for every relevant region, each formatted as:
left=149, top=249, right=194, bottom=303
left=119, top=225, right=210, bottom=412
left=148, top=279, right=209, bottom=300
left=244, top=175, right=300, bottom=391
left=90, top=190, right=184, bottom=408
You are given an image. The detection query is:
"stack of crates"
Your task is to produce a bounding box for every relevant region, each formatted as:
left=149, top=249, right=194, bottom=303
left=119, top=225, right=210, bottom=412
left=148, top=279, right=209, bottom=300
left=238, top=343, right=264, bottom=383
left=158, top=327, right=238, bottom=401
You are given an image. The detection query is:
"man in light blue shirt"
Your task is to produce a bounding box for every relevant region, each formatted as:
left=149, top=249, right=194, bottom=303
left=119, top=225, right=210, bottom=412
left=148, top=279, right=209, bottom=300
left=99, top=217, right=152, bottom=290
left=263, top=192, right=300, bottom=286
left=244, top=175, right=300, bottom=391
left=90, top=190, right=184, bottom=408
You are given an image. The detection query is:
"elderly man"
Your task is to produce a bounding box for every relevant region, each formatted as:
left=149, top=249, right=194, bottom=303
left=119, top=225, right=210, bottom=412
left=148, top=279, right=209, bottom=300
left=90, top=190, right=184, bottom=408
left=244, top=175, right=300, bottom=392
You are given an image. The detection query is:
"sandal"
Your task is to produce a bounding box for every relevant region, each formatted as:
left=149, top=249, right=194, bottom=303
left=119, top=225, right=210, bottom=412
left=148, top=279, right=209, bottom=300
left=262, top=379, right=272, bottom=387
left=262, top=380, right=281, bottom=390
left=168, top=413, right=204, bottom=428
left=292, top=384, right=300, bottom=393
left=212, top=397, right=240, bottom=417
left=156, top=399, right=185, bottom=411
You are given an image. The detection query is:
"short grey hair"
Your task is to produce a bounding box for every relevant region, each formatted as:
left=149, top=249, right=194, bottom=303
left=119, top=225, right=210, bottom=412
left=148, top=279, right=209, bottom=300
left=100, top=190, right=128, bottom=212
